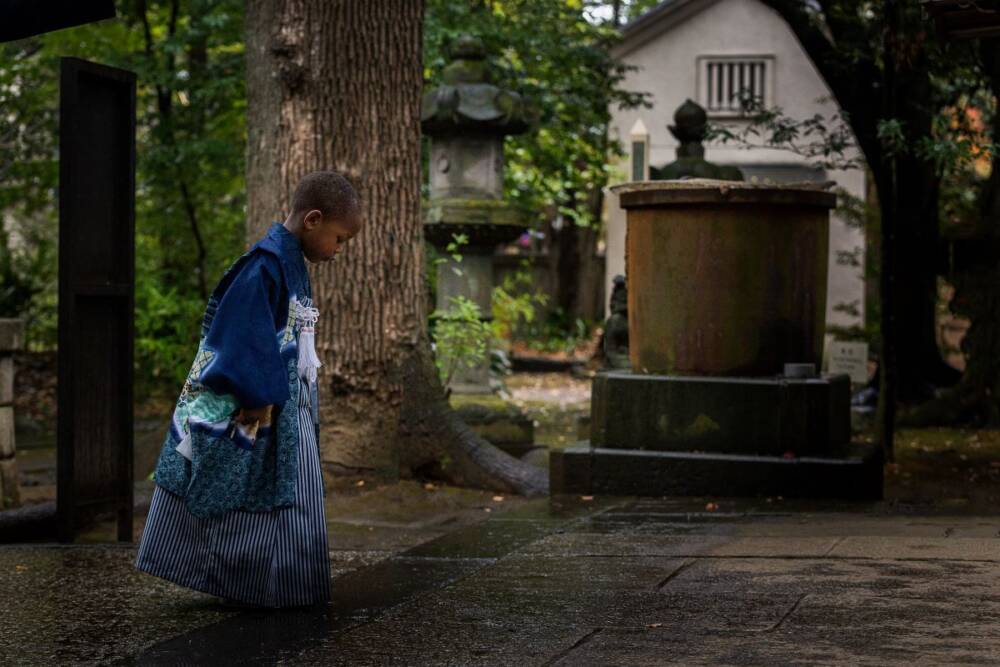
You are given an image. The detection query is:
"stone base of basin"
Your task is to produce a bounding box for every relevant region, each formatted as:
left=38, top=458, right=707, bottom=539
left=591, top=371, right=851, bottom=458
left=549, top=443, right=883, bottom=500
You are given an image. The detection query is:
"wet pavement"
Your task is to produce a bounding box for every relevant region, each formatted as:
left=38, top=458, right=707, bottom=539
left=2, top=493, right=1000, bottom=665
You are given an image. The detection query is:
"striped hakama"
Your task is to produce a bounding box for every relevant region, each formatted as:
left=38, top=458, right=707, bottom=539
left=134, top=372, right=332, bottom=608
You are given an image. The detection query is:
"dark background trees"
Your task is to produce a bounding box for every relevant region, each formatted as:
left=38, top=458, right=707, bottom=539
left=758, top=1, right=1000, bottom=446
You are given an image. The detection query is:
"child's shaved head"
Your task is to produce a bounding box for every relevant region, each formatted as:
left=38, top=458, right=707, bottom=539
left=291, top=171, right=361, bottom=222
left=285, top=171, right=363, bottom=263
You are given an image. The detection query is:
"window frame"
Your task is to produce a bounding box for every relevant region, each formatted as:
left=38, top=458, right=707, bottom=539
left=696, top=54, right=776, bottom=119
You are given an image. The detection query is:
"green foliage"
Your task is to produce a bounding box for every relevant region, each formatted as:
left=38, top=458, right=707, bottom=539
left=430, top=295, right=492, bottom=391
left=425, top=0, right=649, bottom=231
left=3, top=0, right=655, bottom=397
left=0, top=217, right=57, bottom=350
left=706, top=92, right=861, bottom=171
left=491, top=267, right=544, bottom=342
left=1, top=0, right=246, bottom=398
left=134, top=278, right=205, bottom=389
left=516, top=307, right=596, bottom=355
left=430, top=263, right=544, bottom=390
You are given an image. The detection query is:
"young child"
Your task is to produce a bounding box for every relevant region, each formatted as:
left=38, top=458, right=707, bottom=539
left=134, top=171, right=362, bottom=608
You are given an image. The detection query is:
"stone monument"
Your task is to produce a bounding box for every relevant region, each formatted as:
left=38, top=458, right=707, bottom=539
left=651, top=99, right=744, bottom=182
left=551, top=180, right=882, bottom=499
left=603, top=275, right=630, bottom=370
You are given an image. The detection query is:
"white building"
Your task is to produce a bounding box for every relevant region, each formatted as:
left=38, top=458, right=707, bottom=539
left=605, top=0, right=867, bottom=331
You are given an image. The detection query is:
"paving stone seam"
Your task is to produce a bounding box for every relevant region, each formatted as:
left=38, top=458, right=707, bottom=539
left=540, top=626, right=604, bottom=667
left=822, top=536, right=847, bottom=556
left=526, top=554, right=1000, bottom=563
left=327, top=518, right=458, bottom=530
left=762, top=593, right=809, bottom=633
left=654, top=558, right=697, bottom=589
left=394, top=555, right=497, bottom=564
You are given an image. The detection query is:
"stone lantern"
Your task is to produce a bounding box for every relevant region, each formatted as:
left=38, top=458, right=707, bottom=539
left=422, top=35, right=535, bottom=394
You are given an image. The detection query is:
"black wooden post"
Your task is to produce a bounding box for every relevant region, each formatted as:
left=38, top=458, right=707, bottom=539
left=57, top=58, right=136, bottom=543
left=0, top=0, right=115, bottom=42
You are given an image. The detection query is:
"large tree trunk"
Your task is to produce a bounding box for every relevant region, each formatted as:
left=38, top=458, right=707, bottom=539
left=548, top=221, right=602, bottom=322
left=889, top=101, right=952, bottom=400
left=246, top=0, right=425, bottom=477
left=546, top=189, right=606, bottom=324
left=245, top=0, right=547, bottom=495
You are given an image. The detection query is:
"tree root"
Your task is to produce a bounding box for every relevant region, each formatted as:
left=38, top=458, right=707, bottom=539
left=898, top=381, right=993, bottom=428
left=397, top=335, right=549, bottom=497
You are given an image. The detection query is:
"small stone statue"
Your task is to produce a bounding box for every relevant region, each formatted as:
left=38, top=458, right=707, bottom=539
left=652, top=99, right=743, bottom=181
left=604, top=275, right=630, bottom=370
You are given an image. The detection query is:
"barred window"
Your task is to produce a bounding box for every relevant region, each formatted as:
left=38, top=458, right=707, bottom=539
left=698, top=56, right=773, bottom=116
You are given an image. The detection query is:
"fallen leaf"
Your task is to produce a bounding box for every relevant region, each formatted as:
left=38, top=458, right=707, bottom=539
left=14, top=565, right=27, bottom=572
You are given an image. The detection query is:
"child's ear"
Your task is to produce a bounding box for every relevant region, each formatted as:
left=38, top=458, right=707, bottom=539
left=303, top=209, right=324, bottom=230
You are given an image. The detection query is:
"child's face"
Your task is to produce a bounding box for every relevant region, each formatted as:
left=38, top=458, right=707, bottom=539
left=300, top=209, right=361, bottom=263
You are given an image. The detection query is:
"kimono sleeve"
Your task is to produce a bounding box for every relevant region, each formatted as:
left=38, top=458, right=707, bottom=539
left=197, top=252, right=292, bottom=409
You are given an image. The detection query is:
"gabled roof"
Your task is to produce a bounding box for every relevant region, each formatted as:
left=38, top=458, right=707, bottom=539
left=612, top=0, right=724, bottom=58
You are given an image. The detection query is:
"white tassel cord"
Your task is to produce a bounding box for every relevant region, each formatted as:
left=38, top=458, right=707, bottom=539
left=175, top=429, right=193, bottom=461
left=296, top=303, right=322, bottom=385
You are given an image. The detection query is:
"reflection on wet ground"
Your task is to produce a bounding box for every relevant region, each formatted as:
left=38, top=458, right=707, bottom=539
left=5, top=370, right=1000, bottom=664
left=4, top=494, right=1000, bottom=665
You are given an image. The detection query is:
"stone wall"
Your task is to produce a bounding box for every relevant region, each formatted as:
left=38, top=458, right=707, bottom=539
left=0, top=319, right=23, bottom=509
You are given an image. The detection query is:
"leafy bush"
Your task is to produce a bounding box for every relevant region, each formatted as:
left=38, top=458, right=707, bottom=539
left=430, top=295, right=491, bottom=391
left=134, top=276, right=204, bottom=397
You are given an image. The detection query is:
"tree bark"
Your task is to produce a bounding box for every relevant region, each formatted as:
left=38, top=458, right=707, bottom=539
left=246, top=0, right=426, bottom=477
left=245, top=0, right=547, bottom=495
left=547, top=192, right=605, bottom=324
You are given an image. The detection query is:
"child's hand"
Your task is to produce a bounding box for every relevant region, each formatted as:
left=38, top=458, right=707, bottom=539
left=236, top=404, right=273, bottom=426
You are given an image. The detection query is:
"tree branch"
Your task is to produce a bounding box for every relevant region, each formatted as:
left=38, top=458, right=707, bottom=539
left=757, top=0, right=883, bottom=166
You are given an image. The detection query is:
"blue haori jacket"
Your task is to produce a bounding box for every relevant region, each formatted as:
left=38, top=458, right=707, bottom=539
left=152, top=222, right=324, bottom=519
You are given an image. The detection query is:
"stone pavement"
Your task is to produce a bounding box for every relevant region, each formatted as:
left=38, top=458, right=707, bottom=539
left=2, top=494, right=1000, bottom=665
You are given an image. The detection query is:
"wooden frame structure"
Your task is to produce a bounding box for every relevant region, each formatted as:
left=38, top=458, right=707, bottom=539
left=57, top=58, right=136, bottom=542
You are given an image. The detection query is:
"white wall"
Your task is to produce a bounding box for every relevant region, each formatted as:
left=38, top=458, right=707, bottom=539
left=604, top=0, right=867, bottom=330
